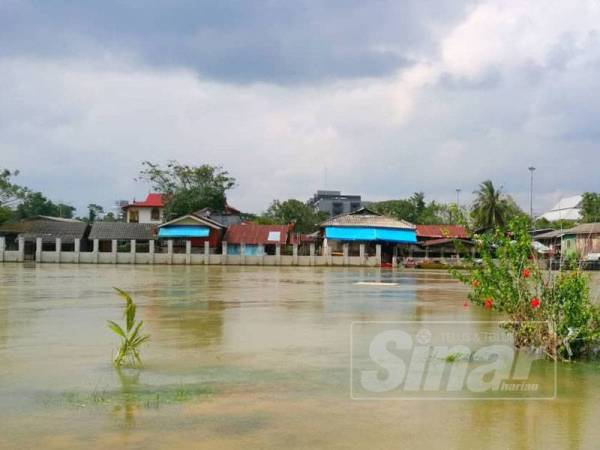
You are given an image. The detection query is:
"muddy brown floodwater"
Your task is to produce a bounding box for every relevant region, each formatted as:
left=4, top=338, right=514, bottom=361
left=1, top=264, right=599, bottom=449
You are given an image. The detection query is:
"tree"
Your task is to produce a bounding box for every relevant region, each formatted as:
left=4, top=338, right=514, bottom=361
left=0, top=169, right=29, bottom=224
left=261, top=199, right=327, bottom=233
left=139, top=161, right=236, bottom=220
left=471, top=180, right=525, bottom=229
left=371, top=192, right=460, bottom=225
left=87, top=204, right=104, bottom=223
left=581, top=193, right=600, bottom=223
left=15, top=192, right=75, bottom=220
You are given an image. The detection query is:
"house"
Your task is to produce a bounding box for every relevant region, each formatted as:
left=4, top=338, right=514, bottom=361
left=538, top=195, right=582, bottom=222
left=559, top=223, right=600, bottom=260
left=414, top=224, right=472, bottom=259
left=156, top=212, right=225, bottom=251
left=0, top=216, right=89, bottom=254
left=308, top=190, right=362, bottom=217
left=122, top=193, right=164, bottom=224
left=224, top=223, right=292, bottom=256
left=88, top=222, right=156, bottom=252
left=194, top=204, right=242, bottom=227
left=321, top=207, right=416, bottom=262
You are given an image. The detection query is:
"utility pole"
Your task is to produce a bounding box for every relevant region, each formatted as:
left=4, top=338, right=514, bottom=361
left=528, top=166, right=536, bottom=225
left=456, top=188, right=461, bottom=208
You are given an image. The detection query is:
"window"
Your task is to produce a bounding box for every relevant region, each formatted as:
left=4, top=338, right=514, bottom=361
left=151, top=207, right=160, bottom=221
left=267, top=231, right=281, bottom=242
left=129, top=210, right=139, bottom=223
left=332, top=202, right=343, bottom=216
left=350, top=202, right=361, bottom=211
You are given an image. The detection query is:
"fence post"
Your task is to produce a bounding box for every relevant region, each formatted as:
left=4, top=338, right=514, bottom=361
left=74, top=238, right=80, bottom=264
left=149, top=240, right=155, bottom=264
left=310, top=242, right=315, bottom=266
left=240, top=242, right=246, bottom=265
left=292, top=243, right=298, bottom=265
left=112, top=239, right=118, bottom=264
left=167, top=240, right=173, bottom=265
left=343, top=243, right=349, bottom=266
left=56, top=238, right=61, bottom=263
left=36, top=237, right=43, bottom=262
left=0, top=236, right=5, bottom=262
left=275, top=244, right=281, bottom=265
left=18, top=237, right=24, bottom=262
left=131, top=239, right=136, bottom=264
left=259, top=244, right=265, bottom=265
left=93, top=239, right=99, bottom=263
left=376, top=244, right=382, bottom=266
left=186, top=240, right=191, bottom=265
left=204, top=241, right=210, bottom=265
left=221, top=241, right=228, bottom=265
left=359, top=243, right=366, bottom=266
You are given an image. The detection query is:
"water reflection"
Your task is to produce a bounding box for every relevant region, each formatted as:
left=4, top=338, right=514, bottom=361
left=0, top=264, right=599, bottom=449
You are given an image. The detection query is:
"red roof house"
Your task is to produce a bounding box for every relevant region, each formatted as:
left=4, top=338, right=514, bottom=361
left=416, top=225, right=468, bottom=240
left=122, top=193, right=165, bottom=224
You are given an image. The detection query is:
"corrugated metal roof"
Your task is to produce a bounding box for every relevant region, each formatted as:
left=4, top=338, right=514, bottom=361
left=89, top=222, right=156, bottom=240
left=416, top=225, right=468, bottom=239
left=0, top=216, right=88, bottom=243
left=563, top=223, right=600, bottom=235
left=224, top=223, right=292, bottom=245
left=122, top=193, right=164, bottom=209
left=321, top=207, right=415, bottom=230
left=538, top=195, right=582, bottom=221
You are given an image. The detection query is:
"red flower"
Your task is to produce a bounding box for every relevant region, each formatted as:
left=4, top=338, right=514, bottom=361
left=484, top=298, right=493, bottom=310
left=522, top=268, right=530, bottom=278
left=463, top=301, right=469, bottom=308
left=471, top=280, right=480, bottom=288
left=530, top=297, right=541, bottom=309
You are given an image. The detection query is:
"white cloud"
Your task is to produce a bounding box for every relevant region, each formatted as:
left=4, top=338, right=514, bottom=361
left=2, top=0, right=600, bottom=216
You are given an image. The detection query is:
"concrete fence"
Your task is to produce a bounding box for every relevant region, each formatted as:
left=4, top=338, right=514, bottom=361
left=0, top=237, right=384, bottom=267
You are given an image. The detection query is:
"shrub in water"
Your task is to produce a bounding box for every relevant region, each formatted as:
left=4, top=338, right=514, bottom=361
left=108, top=288, right=150, bottom=367
left=451, top=217, right=600, bottom=360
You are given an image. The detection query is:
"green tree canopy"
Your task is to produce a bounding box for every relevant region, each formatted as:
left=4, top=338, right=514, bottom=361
left=87, top=203, right=104, bottom=223
left=139, top=161, right=236, bottom=220
left=471, top=180, right=525, bottom=229
left=261, top=199, right=327, bottom=233
left=581, top=193, right=600, bottom=223
left=370, top=192, right=465, bottom=225
left=0, top=169, right=29, bottom=224
left=15, top=192, right=75, bottom=220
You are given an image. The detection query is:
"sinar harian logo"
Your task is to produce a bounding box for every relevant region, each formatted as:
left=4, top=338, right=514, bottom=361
left=351, top=322, right=556, bottom=400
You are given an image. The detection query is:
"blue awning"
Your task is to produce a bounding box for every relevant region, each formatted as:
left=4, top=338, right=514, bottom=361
left=325, top=226, right=416, bottom=243
left=158, top=226, right=210, bottom=238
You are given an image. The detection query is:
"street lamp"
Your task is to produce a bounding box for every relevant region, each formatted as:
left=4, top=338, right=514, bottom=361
left=456, top=188, right=461, bottom=208
left=528, top=166, right=536, bottom=224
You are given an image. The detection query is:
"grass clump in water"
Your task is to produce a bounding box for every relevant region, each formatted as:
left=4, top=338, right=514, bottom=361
left=107, top=288, right=150, bottom=367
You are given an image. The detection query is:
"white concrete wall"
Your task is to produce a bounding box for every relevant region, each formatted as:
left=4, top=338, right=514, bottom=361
left=0, top=236, right=398, bottom=267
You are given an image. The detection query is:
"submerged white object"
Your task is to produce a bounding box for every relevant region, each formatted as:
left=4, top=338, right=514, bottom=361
left=354, top=281, right=398, bottom=286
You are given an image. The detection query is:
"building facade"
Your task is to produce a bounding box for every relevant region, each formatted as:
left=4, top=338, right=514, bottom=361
left=308, top=190, right=362, bottom=217
left=122, top=193, right=164, bottom=224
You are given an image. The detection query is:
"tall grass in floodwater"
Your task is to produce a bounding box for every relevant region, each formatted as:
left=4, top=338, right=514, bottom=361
left=107, top=288, right=150, bottom=367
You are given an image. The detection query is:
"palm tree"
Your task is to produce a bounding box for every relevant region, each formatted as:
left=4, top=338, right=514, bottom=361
left=472, top=180, right=510, bottom=229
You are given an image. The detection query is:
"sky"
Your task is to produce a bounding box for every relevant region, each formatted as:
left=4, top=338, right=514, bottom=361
left=2, top=0, right=600, bottom=216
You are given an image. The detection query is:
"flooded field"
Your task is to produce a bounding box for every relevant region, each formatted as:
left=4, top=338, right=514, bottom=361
left=1, top=264, right=600, bottom=449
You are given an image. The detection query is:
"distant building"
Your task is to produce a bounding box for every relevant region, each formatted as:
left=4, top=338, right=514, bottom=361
left=308, top=190, right=362, bottom=217
left=122, top=193, right=164, bottom=224
left=538, top=195, right=582, bottom=222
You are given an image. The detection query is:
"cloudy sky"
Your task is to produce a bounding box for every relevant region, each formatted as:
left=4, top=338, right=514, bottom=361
left=2, top=0, right=600, bottom=215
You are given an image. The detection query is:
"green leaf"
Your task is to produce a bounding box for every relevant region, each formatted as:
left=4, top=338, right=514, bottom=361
left=107, top=320, right=126, bottom=338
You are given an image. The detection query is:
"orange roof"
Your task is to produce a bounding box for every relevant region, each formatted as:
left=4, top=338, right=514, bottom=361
left=416, top=225, right=468, bottom=239
left=123, top=193, right=164, bottom=209
left=224, top=223, right=293, bottom=245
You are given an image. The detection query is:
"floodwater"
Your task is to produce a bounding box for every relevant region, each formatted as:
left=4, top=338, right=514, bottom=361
left=0, top=264, right=599, bottom=449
